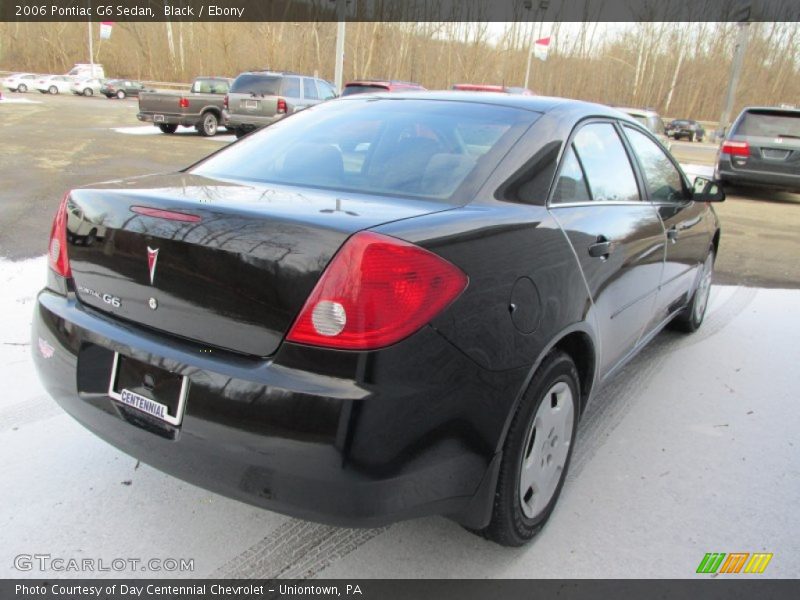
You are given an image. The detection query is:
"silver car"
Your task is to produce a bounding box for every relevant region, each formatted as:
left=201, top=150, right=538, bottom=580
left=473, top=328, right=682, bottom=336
left=223, top=71, right=338, bottom=138
left=71, top=77, right=105, bottom=97
left=615, top=107, right=672, bottom=149
left=2, top=73, right=38, bottom=93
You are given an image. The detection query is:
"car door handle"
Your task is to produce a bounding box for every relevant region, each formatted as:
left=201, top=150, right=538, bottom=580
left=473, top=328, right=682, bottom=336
left=588, top=236, right=614, bottom=259
left=667, top=226, right=679, bottom=242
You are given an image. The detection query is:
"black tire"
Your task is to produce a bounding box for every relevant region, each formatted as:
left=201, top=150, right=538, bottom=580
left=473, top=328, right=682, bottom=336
left=48, top=85, right=58, bottom=95
left=234, top=127, right=248, bottom=139
left=197, top=112, right=219, bottom=137
left=670, top=248, right=715, bottom=333
left=116, top=90, right=126, bottom=100
left=477, top=350, right=580, bottom=546
left=158, top=124, right=178, bottom=134
left=84, top=88, right=93, bottom=97
left=18, top=84, right=27, bottom=93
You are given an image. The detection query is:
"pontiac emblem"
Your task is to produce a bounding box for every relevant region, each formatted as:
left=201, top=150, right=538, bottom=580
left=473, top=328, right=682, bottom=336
left=147, top=247, right=159, bottom=285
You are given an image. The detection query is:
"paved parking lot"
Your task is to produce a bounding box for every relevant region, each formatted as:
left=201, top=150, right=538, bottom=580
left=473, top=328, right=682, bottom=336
left=1, top=93, right=799, bottom=579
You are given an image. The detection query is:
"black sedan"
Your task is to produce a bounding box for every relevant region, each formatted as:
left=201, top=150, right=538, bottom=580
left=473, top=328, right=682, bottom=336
left=100, top=79, right=148, bottom=99
left=33, top=93, right=724, bottom=546
left=666, top=119, right=706, bottom=142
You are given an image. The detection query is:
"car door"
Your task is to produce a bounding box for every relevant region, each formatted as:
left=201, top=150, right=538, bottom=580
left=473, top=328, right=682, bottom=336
left=622, top=124, right=710, bottom=331
left=548, top=120, right=666, bottom=378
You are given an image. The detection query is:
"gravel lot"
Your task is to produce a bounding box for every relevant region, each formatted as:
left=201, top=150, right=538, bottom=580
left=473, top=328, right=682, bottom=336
left=1, top=92, right=798, bottom=579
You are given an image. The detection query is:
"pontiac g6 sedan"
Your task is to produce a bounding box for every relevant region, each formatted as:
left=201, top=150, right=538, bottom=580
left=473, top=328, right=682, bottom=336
left=33, top=93, right=723, bottom=546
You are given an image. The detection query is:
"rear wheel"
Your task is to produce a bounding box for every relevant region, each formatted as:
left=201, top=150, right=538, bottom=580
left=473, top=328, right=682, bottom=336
left=158, top=124, right=178, bottom=134
left=198, top=112, right=219, bottom=137
left=476, top=351, right=579, bottom=546
left=18, top=84, right=27, bottom=93
left=83, top=88, right=93, bottom=96
left=234, top=127, right=248, bottom=139
left=116, top=90, right=126, bottom=99
left=48, top=85, right=58, bottom=95
left=670, top=248, right=715, bottom=333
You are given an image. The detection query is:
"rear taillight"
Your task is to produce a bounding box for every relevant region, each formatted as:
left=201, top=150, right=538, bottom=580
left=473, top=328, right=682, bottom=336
left=179, top=97, right=189, bottom=108
left=223, top=94, right=229, bottom=109
left=286, top=232, right=468, bottom=350
left=721, top=140, right=750, bottom=157
left=48, top=193, right=72, bottom=279
left=277, top=98, right=287, bottom=114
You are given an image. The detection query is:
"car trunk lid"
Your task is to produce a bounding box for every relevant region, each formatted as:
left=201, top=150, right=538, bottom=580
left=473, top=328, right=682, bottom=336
left=66, top=173, right=452, bottom=357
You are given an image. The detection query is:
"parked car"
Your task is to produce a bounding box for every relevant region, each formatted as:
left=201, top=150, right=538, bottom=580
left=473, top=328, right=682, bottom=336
left=34, top=93, right=723, bottom=547
left=2, top=72, right=38, bottom=93
left=666, top=119, right=706, bottom=142
left=34, top=75, right=74, bottom=95
left=137, top=76, right=233, bottom=136
left=101, top=79, right=149, bottom=99
left=451, top=84, right=536, bottom=95
left=223, top=71, right=338, bottom=138
left=341, top=79, right=426, bottom=96
left=70, top=77, right=105, bottom=97
left=716, top=106, right=800, bottom=193
left=615, top=107, right=671, bottom=148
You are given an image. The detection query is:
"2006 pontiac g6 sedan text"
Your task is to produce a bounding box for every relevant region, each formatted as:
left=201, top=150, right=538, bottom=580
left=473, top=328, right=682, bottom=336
left=33, top=93, right=723, bottom=546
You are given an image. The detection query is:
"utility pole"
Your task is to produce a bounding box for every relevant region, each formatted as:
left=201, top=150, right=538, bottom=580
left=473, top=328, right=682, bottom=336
left=334, top=0, right=347, bottom=92
left=87, top=1, right=94, bottom=77
left=717, top=22, right=750, bottom=139
left=523, top=1, right=549, bottom=90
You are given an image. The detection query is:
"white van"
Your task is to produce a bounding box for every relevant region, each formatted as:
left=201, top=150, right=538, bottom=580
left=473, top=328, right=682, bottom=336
left=67, top=64, right=105, bottom=79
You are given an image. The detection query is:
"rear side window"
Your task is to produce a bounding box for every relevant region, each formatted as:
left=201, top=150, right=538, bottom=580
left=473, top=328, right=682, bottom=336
left=230, top=74, right=282, bottom=96
left=569, top=123, right=640, bottom=202
left=734, top=110, right=800, bottom=138
left=303, top=78, right=319, bottom=100
left=282, top=77, right=301, bottom=98
left=624, top=126, right=686, bottom=203
left=193, top=79, right=229, bottom=94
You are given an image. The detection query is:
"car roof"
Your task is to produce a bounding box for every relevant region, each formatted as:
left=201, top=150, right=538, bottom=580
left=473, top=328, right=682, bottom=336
left=346, top=80, right=422, bottom=87
left=615, top=106, right=661, bottom=117
left=738, top=106, right=800, bottom=115
left=338, top=91, right=626, bottom=117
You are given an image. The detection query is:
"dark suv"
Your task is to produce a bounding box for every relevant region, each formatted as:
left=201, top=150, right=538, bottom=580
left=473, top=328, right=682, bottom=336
left=716, top=106, right=800, bottom=193
left=666, top=119, right=706, bottom=142
left=223, top=71, right=338, bottom=138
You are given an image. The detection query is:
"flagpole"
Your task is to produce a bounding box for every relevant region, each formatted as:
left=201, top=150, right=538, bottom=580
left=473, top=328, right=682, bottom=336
left=87, top=1, right=94, bottom=77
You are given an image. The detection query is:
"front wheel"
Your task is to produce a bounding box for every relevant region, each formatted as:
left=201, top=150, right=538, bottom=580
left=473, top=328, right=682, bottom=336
left=116, top=90, right=126, bottom=99
left=48, top=86, right=58, bottom=94
left=18, top=84, right=28, bottom=93
left=475, top=350, right=579, bottom=546
left=670, top=248, right=715, bottom=333
left=158, top=123, right=178, bottom=134
left=197, top=112, right=218, bottom=137
left=83, top=88, right=93, bottom=96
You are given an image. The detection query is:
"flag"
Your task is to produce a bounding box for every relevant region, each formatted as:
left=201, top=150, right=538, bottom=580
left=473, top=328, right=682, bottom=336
left=533, top=37, right=551, bottom=61
left=99, top=21, right=113, bottom=40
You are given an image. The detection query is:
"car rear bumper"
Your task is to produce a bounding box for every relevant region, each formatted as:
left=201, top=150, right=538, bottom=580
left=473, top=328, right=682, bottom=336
left=223, top=111, right=283, bottom=130
left=137, top=112, right=200, bottom=127
left=32, top=287, right=515, bottom=528
left=718, top=162, right=800, bottom=192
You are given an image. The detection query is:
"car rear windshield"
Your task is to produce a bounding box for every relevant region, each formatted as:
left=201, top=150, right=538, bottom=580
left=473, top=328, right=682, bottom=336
left=734, top=110, right=800, bottom=138
left=342, top=84, right=390, bottom=96
left=192, top=98, right=538, bottom=202
left=230, top=74, right=282, bottom=96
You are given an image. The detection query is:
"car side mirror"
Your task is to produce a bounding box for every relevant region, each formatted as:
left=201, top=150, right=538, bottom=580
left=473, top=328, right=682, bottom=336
left=692, top=176, right=725, bottom=202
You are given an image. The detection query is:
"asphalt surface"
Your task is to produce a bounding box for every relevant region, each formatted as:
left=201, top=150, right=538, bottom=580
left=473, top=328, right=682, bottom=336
left=1, top=91, right=799, bottom=580
left=1, top=92, right=799, bottom=288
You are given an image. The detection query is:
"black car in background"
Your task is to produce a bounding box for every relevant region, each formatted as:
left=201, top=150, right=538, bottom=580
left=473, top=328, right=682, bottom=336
left=666, top=119, right=706, bottom=142
left=101, top=79, right=149, bottom=99
left=716, top=106, right=800, bottom=193
left=33, top=93, right=724, bottom=547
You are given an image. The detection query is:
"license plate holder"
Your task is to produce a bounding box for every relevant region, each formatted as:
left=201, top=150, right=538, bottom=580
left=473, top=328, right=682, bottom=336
left=245, top=99, right=259, bottom=110
left=762, top=148, right=790, bottom=160
left=108, top=353, right=188, bottom=426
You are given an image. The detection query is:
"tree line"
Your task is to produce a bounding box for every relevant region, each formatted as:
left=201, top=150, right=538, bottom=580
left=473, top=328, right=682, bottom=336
left=1, top=21, right=797, bottom=120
